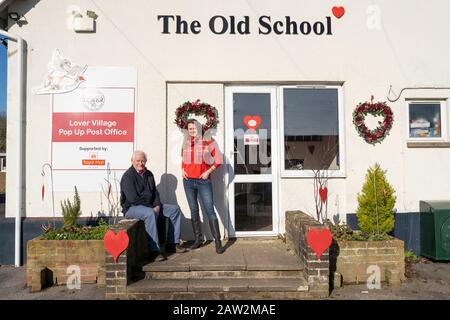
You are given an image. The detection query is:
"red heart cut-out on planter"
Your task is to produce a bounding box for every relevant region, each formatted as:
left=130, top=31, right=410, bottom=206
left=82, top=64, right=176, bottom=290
left=319, top=187, right=328, bottom=203
left=104, top=230, right=129, bottom=263
left=332, top=6, right=345, bottom=19
left=243, top=115, right=262, bottom=131
left=307, top=228, right=332, bottom=260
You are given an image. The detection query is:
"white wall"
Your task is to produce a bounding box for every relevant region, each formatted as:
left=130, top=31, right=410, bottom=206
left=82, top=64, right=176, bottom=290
left=5, top=1, right=450, bottom=237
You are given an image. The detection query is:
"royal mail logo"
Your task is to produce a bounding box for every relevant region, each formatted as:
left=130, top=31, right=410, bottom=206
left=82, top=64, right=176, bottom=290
left=82, top=89, right=105, bottom=111
left=82, top=159, right=106, bottom=166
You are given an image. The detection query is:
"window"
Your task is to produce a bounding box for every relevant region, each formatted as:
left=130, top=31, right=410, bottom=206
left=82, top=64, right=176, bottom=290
left=407, top=101, right=447, bottom=141
left=281, top=86, right=344, bottom=177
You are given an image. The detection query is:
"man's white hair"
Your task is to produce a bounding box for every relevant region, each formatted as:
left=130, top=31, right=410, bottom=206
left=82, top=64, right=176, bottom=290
left=131, top=150, right=147, bottom=161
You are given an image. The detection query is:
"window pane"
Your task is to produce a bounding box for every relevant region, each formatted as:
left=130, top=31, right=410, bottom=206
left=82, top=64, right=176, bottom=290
left=235, top=182, right=272, bottom=232
left=233, top=93, right=272, bottom=175
left=409, top=103, right=441, bottom=138
left=283, top=88, right=339, bottom=171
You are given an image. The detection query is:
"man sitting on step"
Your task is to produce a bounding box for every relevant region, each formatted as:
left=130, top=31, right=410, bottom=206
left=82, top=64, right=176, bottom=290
left=120, top=150, right=187, bottom=262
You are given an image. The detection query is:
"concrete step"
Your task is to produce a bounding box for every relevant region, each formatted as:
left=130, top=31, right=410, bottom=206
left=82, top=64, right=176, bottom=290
left=127, top=277, right=309, bottom=295
left=145, top=270, right=304, bottom=280
left=142, top=244, right=303, bottom=273
left=126, top=291, right=312, bottom=300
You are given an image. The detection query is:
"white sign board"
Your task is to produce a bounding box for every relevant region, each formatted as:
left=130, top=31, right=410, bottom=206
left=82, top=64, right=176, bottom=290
left=51, top=67, right=136, bottom=191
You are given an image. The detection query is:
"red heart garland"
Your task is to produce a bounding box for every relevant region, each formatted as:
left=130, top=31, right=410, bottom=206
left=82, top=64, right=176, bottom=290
left=104, top=230, right=129, bottom=263
left=332, top=6, right=345, bottom=19
left=307, top=228, right=332, bottom=260
left=319, top=187, right=328, bottom=203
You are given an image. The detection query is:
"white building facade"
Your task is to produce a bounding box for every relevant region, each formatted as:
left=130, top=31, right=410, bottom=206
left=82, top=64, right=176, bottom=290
left=3, top=0, right=450, bottom=240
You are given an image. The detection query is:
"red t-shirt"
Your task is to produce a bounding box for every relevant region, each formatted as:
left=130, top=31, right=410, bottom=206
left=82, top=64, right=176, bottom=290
left=182, top=138, right=222, bottom=179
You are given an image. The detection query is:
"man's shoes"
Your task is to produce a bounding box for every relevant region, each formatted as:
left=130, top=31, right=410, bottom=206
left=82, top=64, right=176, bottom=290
left=174, top=244, right=188, bottom=253
left=149, top=251, right=167, bottom=262
left=165, top=243, right=188, bottom=253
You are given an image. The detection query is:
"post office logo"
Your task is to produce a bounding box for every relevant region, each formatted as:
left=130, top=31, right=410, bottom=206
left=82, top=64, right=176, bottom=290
left=82, top=89, right=105, bottom=111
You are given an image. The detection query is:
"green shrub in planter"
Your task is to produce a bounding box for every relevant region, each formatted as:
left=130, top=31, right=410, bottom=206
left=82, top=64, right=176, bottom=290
left=42, top=186, right=109, bottom=240
left=61, top=186, right=82, bottom=227
left=356, top=163, right=396, bottom=236
left=43, top=219, right=109, bottom=240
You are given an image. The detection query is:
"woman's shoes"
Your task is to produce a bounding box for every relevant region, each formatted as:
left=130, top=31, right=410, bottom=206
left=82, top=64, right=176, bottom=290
left=190, top=237, right=203, bottom=250
left=209, top=219, right=225, bottom=254
left=190, top=217, right=204, bottom=250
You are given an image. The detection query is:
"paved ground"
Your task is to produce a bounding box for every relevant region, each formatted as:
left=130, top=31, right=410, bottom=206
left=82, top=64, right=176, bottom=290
left=1, top=249, right=449, bottom=300
left=329, top=259, right=450, bottom=300
left=0, top=265, right=104, bottom=300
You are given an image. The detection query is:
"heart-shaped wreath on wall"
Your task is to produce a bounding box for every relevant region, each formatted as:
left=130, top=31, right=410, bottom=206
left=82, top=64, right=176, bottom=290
left=353, top=96, right=394, bottom=145
left=174, top=99, right=219, bottom=133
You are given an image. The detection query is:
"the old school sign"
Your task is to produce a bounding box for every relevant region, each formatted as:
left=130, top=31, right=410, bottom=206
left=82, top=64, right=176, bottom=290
left=51, top=67, right=136, bottom=191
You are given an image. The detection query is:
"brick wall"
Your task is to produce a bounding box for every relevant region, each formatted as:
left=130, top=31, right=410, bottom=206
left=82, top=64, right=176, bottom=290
left=105, top=219, right=148, bottom=300
left=26, top=238, right=105, bottom=292
left=285, top=211, right=329, bottom=298
left=331, top=239, right=405, bottom=285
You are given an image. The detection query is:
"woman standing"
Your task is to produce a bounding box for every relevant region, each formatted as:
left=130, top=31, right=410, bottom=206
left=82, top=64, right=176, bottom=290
left=182, top=119, right=225, bottom=254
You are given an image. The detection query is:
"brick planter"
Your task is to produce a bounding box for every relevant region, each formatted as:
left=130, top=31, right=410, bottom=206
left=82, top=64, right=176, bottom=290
left=330, top=238, right=405, bottom=285
left=285, top=211, right=330, bottom=298
left=26, top=237, right=106, bottom=292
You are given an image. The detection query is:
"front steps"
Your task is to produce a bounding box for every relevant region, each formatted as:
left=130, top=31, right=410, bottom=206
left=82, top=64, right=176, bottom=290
left=126, top=239, right=311, bottom=300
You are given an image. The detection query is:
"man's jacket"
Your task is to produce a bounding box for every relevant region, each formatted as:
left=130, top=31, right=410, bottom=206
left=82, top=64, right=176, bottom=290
left=120, top=166, right=161, bottom=214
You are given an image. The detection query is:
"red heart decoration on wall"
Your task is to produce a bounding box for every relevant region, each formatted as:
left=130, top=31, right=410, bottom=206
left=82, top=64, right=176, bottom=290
left=319, top=187, right=328, bottom=203
left=332, top=6, right=345, bottom=19
left=104, top=230, right=129, bottom=263
left=243, top=115, right=262, bottom=130
left=307, top=228, right=332, bottom=259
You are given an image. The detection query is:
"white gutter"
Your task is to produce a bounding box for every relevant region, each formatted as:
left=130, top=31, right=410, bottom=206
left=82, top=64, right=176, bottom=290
left=0, top=28, right=26, bottom=267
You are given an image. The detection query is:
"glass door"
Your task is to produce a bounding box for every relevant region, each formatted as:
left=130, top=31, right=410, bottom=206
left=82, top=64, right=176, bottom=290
left=225, top=87, right=279, bottom=237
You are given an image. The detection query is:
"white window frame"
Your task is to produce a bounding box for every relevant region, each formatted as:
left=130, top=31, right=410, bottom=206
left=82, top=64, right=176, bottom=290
left=406, top=100, right=448, bottom=142
left=224, top=86, right=280, bottom=237
left=279, top=85, right=346, bottom=178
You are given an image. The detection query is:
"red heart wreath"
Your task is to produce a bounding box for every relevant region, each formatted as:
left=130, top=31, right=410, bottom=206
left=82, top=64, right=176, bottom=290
left=353, top=97, right=394, bottom=145
left=174, top=99, right=219, bottom=133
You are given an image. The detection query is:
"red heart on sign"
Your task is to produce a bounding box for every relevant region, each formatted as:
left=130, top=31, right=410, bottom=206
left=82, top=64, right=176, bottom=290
left=104, top=230, right=129, bottom=263
left=319, top=187, right=328, bottom=203
left=307, top=228, right=332, bottom=259
left=243, top=116, right=262, bottom=130
left=332, top=6, right=345, bottom=19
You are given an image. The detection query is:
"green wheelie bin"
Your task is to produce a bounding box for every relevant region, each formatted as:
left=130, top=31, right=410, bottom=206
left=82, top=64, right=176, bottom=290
left=420, top=201, right=450, bottom=260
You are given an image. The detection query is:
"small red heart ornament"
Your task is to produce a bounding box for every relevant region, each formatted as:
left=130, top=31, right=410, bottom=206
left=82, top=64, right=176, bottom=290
left=319, top=187, right=328, bottom=203
left=332, top=6, right=345, bottom=19
left=104, top=230, right=129, bottom=263
left=243, top=115, right=262, bottom=130
left=307, top=228, right=332, bottom=259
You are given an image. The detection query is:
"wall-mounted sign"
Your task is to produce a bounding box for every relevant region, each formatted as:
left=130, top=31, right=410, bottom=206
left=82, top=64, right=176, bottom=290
left=244, top=133, right=260, bottom=146
left=157, top=7, right=345, bottom=36
left=51, top=67, right=136, bottom=191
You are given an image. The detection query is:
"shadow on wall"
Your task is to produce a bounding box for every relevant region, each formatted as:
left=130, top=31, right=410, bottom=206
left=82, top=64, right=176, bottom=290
left=157, top=148, right=231, bottom=242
